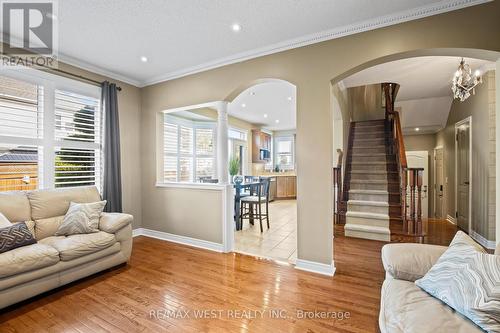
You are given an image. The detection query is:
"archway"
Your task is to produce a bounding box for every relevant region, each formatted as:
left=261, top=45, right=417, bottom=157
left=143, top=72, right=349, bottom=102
left=329, top=48, right=500, bottom=248
left=226, top=79, right=299, bottom=263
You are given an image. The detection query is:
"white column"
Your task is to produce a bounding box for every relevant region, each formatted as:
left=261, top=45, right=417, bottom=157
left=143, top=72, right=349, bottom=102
left=217, top=101, right=229, bottom=184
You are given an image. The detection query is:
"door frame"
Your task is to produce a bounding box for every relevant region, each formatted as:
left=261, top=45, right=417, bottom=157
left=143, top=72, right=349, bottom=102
left=433, top=145, right=444, bottom=219
left=454, top=116, right=472, bottom=234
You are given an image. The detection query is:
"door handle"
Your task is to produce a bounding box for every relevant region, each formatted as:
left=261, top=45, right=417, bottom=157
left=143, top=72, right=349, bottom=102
left=464, top=181, right=470, bottom=185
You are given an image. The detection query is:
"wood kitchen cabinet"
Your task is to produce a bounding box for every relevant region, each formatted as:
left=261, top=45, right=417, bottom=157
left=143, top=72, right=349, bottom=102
left=276, top=176, right=296, bottom=199
left=251, top=129, right=272, bottom=163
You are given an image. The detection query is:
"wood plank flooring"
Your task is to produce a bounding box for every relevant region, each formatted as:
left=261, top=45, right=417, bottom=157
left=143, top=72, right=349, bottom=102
left=0, top=220, right=457, bottom=333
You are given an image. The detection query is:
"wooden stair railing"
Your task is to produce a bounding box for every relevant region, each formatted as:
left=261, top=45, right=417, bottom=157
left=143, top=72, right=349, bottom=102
left=383, top=82, right=425, bottom=239
left=333, top=149, right=343, bottom=224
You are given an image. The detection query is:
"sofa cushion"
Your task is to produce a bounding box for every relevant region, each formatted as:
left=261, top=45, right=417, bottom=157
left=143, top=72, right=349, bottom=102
left=380, top=278, right=482, bottom=333
left=0, top=222, right=37, bottom=254
left=382, top=243, right=448, bottom=282
left=0, top=191, right=31, bottom=223
left=35, top=216, right=65, bottom=240
left=39, top=231, right=116, bottom=261
left=28, top=186, right=101, bottom=220
left=0, top=243, right=60, bottom=278
left=99, top=213, right=133, bottom=233
left=415, top=231, right=499, bottom=333
left=56, top=201, right=106, bottom=236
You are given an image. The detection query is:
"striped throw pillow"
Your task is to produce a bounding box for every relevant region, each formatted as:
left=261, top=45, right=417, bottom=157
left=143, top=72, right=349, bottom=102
left=416, top=231, right=500, bottom=332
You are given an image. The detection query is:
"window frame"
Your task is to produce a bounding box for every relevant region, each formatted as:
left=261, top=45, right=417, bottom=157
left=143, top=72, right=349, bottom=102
left=0, top=67, right=102, bottom=192
left=163, top=114, right=217, bottom=183
left=274, top=135, right=295, bottom=170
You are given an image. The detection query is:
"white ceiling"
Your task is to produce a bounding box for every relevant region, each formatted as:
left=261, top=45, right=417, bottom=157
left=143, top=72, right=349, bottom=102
left=228, top=81, right=296, bottom=131
left=1, top=0, right=488, bottom=86
left=342, top=56, right=494, bottom=134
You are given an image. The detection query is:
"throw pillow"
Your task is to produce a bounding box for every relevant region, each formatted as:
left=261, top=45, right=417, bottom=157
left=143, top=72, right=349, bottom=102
left=0, top=222, right=37, bottom=254
left=0, top=212, right=12, bottom=228
left=56, top=200, right=107, bottom=236
left=415, top=231, right=500, bottom=332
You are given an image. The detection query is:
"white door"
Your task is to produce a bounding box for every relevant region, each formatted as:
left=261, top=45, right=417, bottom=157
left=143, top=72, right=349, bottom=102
left=434, top=147, right=445, bottom=219
left=406, top=151, right=429, bottom=219
left=456, top=121, right=471, bottom=232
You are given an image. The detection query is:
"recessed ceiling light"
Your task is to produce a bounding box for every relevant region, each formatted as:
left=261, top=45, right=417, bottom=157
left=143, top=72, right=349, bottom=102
left=415, top=127, right=420, bottom=131
left=250, top=92, right=256, bottom=96
left=241, top=103, right=246, bottom=108
left=232, top=23, right=241, bottom=32
left=275, top=120, right=280, bottom=124
left=140, top=56, right=148, bottom=63
left=287, top=96, right=292, bottom=101
left=264, top=114, right=268, bottom=118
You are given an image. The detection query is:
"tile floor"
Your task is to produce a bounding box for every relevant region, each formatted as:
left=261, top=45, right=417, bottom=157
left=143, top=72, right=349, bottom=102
left=234, top=199, right=297, bottom=263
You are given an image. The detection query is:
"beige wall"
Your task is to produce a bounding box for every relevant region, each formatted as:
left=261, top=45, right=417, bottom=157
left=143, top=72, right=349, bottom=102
left=140, top=2, right=500, bottom=265
left=348, top=84, right=384, bottom=121
left=404, top=134, right=437, bottom=217
left=435, top=70, right=496, bottom=240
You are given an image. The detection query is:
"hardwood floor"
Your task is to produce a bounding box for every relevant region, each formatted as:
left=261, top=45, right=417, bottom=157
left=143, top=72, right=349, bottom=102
left=0, top=220, right=458, bottom=333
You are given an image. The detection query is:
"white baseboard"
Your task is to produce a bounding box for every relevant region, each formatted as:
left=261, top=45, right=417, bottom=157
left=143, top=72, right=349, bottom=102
left=470, top=230, right=496, bottom=250
left=132, top=228, right=224, bottom=252
left=132, top=228, right=143, bottom=237
left=295, top=259, right=336, bottom=277
left=446, top=215, right=457, bottom=225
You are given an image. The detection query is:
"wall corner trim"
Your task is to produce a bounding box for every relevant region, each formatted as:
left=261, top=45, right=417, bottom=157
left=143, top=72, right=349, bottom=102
left=132, top=228, right=224, bottom=252
left=470, top=230, right=497, bottom=250
left=295, top=259, right=336, bottom=277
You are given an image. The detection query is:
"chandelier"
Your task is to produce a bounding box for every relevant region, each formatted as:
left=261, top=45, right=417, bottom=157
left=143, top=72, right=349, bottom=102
left=452, top=58, right=482, bottom=102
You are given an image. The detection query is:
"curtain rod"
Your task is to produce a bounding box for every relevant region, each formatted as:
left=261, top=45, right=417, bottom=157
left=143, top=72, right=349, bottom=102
left=0, top=53, right=122, bottom=91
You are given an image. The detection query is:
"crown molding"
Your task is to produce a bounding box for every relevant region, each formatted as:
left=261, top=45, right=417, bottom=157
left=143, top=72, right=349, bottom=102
left=142, top=0, right=491, bottom=87
left=57, top=53, right=142, bottom=87
left=8, top=0, right=487, bottom=88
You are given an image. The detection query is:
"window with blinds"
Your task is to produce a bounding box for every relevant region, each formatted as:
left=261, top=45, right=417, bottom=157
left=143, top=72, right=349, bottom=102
left=0, top=72, right=102, bottom=192
left=163, top=114, right=216, bottom=183
left=55, top=148, right=100, bottom=188
left=0, top=76, right=42, bottom=139
left=275, top=136, right=295, bottom=170
left=55, top=90, right=100, bottom=143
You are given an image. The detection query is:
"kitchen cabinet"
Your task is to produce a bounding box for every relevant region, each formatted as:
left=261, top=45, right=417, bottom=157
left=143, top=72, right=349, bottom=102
left=276, top=176, right=296, bottom=199
left=252, top=129, right=272, bottom=163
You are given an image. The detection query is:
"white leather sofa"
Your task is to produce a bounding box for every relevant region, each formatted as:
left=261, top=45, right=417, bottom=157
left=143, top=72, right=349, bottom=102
left=0, top=186, right=133, bottom=309
left=379, top=242, right=500, bottom=333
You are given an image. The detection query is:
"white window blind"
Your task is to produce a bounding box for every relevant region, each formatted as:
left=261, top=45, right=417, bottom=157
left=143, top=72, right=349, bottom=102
left=54, top=90, right=101, bottom=189
left=275, top=136, right=295, bottom=170
left=54, top=147, right=100, bottom=188
left=55, top=90, right=100, bottom=143
left=0, top=71, right=102, bottom=193
left=0, top=76, right=42, bottom=139
left=163, top=115, right=216, bottom=183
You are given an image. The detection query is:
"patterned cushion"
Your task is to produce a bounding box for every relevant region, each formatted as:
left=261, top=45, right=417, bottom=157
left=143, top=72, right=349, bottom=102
left=415, top=231, right=500, bottom=332
left=0, top=222, right=37, bottom=254
left=55, top=201, right=107, bottom=236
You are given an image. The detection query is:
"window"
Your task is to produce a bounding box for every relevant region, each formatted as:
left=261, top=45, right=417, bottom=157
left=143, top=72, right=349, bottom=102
left=0, top=71, right=102, bottom=192
left=275, top=135, right=295, bottom=170
left=163, top=114, right=216, bottom=183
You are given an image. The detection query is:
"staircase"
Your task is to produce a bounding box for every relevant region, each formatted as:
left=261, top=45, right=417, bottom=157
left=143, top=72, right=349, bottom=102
left=344, top=119, right=400, bottom=242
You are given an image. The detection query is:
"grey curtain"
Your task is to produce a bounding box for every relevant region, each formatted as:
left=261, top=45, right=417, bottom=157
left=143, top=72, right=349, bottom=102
left=101, top=81, right=122, bottom=212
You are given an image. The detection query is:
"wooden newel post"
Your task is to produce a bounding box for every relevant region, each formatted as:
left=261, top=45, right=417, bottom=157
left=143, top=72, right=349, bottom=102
left=416, top=169, right=423, bottom=235
left=409, top=169, right=416, bottom=224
